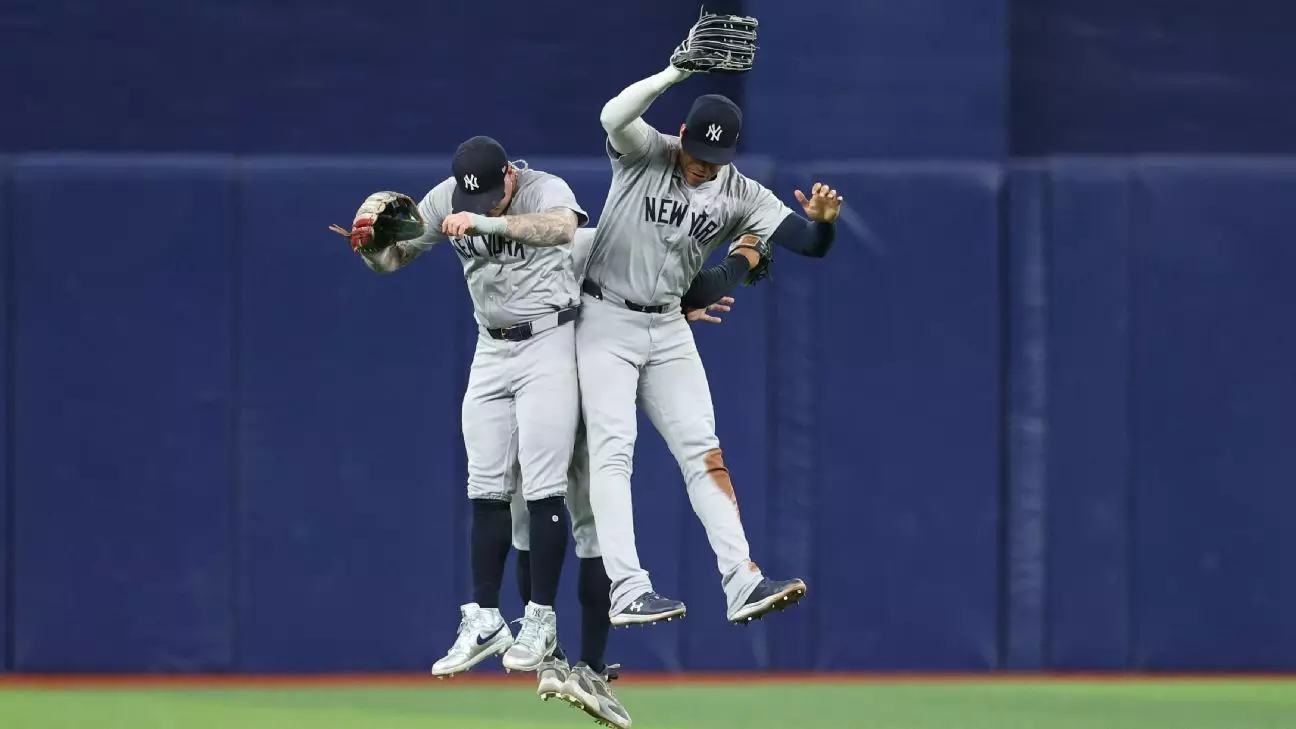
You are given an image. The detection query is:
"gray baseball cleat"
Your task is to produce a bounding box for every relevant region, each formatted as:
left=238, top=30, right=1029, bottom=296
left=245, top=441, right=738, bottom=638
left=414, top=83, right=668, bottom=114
left=502, top=602, right=559, bottom=673
left=431, top=603, right=513, bottom=678
left=536, top=648, right=571, bottom=701
left=560, top=662, right=632, bottom=729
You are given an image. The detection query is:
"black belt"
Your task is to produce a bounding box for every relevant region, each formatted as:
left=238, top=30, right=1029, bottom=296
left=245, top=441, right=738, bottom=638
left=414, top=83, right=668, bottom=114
left=487, top=306, right=579, bottom=342
left=581, top=280, right=668, bottom=314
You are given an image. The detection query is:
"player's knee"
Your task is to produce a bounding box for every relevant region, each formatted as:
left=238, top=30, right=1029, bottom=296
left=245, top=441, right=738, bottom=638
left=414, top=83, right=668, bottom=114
left=467, top=480, right=513, bottom=502
left=463, top=477, right=508, bottom=498
left=525, top=493, right=566, bottom=509
left=524, top=484, right=568, bottom=502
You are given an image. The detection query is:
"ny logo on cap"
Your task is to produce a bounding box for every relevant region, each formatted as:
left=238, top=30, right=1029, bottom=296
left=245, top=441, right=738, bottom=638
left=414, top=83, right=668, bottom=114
left=463, top=174, right=479, bottom=191
left=706, top=124, right=723, bottom=142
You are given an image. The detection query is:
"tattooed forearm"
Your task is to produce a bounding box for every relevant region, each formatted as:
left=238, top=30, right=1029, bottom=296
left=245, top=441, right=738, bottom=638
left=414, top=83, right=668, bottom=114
left=501, top=209, right=578, bottom=247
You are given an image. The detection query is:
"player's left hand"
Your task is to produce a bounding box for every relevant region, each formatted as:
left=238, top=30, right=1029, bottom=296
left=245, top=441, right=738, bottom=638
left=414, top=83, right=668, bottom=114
left=794, top=182, right=843, bottom=223
left=685, top=296, right=735, bottom=324
left=441, top=212, right=480, bottom=237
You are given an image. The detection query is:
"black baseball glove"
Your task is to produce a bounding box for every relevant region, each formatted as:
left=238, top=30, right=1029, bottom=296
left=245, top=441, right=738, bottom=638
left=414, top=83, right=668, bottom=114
left=670, top=8, right=759, bottom=75
left=729, top=234, right=773, bottom=285
left=329, top=191, right=427, bottom=254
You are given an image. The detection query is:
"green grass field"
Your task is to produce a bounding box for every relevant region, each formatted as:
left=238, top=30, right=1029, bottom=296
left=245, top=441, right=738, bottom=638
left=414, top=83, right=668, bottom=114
left=2, top=677, right=1294, bottom=729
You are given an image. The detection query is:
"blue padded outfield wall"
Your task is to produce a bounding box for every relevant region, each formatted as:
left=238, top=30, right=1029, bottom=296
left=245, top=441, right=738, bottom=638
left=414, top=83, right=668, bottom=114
left=1, top=155, right=1293, bottom=673
left=2, top=0, right=1296, bottom=674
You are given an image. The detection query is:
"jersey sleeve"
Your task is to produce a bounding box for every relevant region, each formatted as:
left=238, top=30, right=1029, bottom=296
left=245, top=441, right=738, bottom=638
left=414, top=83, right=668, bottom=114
left=605, top=128, right=671, bottom=171
left=733, top=176, right=796, bottom=241
left=570, top=227, right=596, bottom=277
left=532, top=174, right=590, bottom=227
left=405, top=178, right=455, bottom=251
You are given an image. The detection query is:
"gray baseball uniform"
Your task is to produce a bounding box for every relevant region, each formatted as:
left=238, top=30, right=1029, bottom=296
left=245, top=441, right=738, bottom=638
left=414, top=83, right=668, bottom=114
left=509, top=227, right=599, bottom=556
left=580, top=131, right=792, bottom=616
left=405, top=168, right=589, bottom=504
left=509, top=225, right=733, bottom=560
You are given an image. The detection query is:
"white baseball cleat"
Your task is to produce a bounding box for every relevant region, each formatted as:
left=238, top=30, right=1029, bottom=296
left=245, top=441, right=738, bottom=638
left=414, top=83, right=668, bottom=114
left=430, top=603, right=513, bottom=678
left=560, top=662, right=632, bottom=729
left=501, top=602, right=558, bottom=673
left=536, top=650, right=571, bottom=701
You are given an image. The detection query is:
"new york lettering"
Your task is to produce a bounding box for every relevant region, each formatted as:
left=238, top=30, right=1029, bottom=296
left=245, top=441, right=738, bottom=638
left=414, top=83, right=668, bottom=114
left=642, top=196, right=721, bottom=242
left=451, top=234, right=528, bottom=262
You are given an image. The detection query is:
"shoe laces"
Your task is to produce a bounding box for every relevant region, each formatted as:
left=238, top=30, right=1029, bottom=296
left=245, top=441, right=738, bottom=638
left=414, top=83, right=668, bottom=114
left=449, top=611, right=497, bottom=654
left=511, top=614, right=547, bottom=654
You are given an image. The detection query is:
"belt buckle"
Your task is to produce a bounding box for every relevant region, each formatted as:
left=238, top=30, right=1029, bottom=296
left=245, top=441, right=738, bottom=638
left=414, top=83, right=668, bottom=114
left=499, top=323, right=528, bottom=341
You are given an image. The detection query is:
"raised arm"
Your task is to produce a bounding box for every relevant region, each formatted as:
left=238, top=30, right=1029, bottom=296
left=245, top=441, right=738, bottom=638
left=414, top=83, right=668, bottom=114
left=735, top=179, right=843, bottom=260
left=599, top=66, right=692, bottom=159
left=766, top=183, right=843, bottom=258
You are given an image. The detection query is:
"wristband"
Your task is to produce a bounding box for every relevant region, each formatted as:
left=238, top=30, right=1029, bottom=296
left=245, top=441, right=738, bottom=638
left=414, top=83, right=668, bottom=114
left=469, top=213, right=507, bottom=235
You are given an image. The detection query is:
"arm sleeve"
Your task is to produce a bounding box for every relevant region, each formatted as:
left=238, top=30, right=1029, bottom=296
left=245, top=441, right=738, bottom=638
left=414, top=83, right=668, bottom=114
left=600, top=66, right=690, bottom=166
left=680, top=254, right=750, bottom=310
left=767, top=213, right=836, bottom=258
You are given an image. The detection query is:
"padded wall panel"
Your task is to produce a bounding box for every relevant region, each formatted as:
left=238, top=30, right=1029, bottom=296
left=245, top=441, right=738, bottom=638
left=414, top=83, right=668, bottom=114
left=11, top=155, right=236, bottom=670
left=744, top=0, right=1007, bottom=159
left=779, top=163, right=1003, bottom=669
left=0, top=160, right=10, bottom=671
left=234, top=158, right=465, bottom=671
left=1003, top=168, right=1048, bottom=669
left=1043, top=161, right=1134, bottom=669
left=1129, top=161, right=1296, bottom=670
left=4, top=0, right=720, bottom=156
left=1013, top=0, right=1296, bottom=155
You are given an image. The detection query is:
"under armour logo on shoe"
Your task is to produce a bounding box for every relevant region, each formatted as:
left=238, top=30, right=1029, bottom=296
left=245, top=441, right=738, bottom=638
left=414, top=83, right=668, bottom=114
left=463, top=174, right=479, bottom=191
left=706, top=124, right=723, bottom=142
left=630, top=601, right=644, bottom=612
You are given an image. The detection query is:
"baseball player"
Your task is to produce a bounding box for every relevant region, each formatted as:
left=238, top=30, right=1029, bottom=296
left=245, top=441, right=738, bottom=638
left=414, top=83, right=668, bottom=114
left=332, top=135, right=589, bottom=677
left=509, top=228, right=743, bottom=729
left=576, top=15, right=843, bottom=628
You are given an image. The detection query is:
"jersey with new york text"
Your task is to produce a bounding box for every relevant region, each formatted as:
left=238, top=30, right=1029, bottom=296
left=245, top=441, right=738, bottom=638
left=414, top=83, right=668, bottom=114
left=409, top=168, right=588, bottom=329
left=582, top=132, right=792, bottom=307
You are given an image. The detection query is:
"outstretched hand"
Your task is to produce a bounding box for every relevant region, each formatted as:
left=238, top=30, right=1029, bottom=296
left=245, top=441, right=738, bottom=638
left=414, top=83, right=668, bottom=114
left=793, top=182, right=843, bottom=223
left=685, top=296, right=735, bottom=324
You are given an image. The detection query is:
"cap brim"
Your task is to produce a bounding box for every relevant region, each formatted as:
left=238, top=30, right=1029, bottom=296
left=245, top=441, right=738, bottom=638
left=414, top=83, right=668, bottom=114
left=452, top=185, right=507, bottom=215
left=681, top=135, right=737, bottom=165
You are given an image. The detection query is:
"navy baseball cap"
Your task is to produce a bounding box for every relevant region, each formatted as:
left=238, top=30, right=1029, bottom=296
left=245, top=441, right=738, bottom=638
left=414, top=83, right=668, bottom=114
left=451, top=136, right=510, bottom=215
left=681, top=94, right=742, bottom=165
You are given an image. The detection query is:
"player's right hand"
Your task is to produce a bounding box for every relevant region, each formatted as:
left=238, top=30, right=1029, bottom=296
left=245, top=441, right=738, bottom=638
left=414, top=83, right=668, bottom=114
left=793, top=182, right=843, bottom=223
left=685, top=296, right=735, bottom=324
